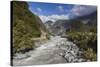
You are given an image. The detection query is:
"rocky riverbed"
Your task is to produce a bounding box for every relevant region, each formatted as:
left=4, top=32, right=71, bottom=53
left=13, top=36, right=87, bottom=66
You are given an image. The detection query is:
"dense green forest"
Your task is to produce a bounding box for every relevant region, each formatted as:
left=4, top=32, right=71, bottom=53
left=12, top=1, right=47, bottom=54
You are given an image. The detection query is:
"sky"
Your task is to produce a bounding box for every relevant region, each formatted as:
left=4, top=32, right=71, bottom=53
left=28, top=2, right=97, bottom=22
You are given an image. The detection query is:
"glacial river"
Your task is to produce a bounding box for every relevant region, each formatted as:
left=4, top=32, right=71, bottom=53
left=13, top=36, right=86, bottom=66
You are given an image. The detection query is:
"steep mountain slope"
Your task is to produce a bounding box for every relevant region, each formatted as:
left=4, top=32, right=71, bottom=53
left=50, top=20, right=70, bottom=35
left=12, top=1, right=47, bottom=54
left=45, top=11, right=97, bottom=35
left=76, top=11, right=97, bottom=26
left=45, top=20, right=87, bottom=35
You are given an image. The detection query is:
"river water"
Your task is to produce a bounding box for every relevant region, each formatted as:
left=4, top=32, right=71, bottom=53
left=13, top=36, right=87, bottom=66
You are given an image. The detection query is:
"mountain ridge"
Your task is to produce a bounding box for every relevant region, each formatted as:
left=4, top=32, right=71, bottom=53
left=45, top=11, right=97, bottom=35
left=12, top=1, right=47, bottom=53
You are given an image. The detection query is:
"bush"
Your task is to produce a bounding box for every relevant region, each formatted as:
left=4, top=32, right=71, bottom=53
left=83, top=48, right=97, bottom=61
left=13, top=35, right=34, bottom=53
left=67, top=32, right=97, bottom=61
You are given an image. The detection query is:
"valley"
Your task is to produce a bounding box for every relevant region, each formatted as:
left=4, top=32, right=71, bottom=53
left=12, top=1, right=97, bottom=66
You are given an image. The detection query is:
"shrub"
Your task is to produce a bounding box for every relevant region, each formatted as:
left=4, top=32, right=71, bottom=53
left=83, top=48, right=97, bottom=61
left=67, top=32, right=97, bottom=61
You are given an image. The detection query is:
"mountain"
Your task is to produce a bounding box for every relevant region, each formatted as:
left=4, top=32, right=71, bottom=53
left=44, top=21, right=54, bottom=34
left=45, top=20, right=72, bottom=35
left=45, top=20, right=54, bottom=30
left=76, top=11, right=97, bottom=26
left=76, top=11, right=97, bottom=32
left=12, top=1, right=47, bottom=54
left=45, top=11, right=97, bottom=35
left=50, top=20, right=70, bottom=35
left=76, top=11, right=97, bottom=20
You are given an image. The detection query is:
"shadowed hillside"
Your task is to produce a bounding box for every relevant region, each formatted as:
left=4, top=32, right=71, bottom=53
left=12, top=1, right=47, bottom=54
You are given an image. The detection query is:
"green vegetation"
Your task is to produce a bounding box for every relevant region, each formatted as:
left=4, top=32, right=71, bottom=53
left=69, top=20, right=88, bottom=32
left=67, top=32, right=97, bottom=61
left=12, top=1, right=46, bottom=54
left=65, top=19, right=97, bottom=61
left=84, top=48, right=97, bottom=61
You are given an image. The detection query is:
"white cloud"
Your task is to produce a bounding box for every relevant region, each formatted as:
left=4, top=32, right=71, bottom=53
left=37, top=8, right=42, bottom=12
left=39, top=14, right=69, bottom=23
left=38, top=5, right=97, bottom=23
left=50, top=14, right=69, bottom=20
left=39, top=15, right=53, bottom=23
left=57, top=5, right=63, bottom=12
left=70, top=5, right=97, bottom=16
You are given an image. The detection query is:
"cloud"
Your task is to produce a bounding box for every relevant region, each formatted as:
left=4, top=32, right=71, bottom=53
left=39, top=14, right=69, bottom=23
left=39, top=15, right=52, bottom=23
left=37, top=8, right=42, bottom=12
left=57, top=5, right=64, bottom=12
left=70, top=5, right=97, bottom=16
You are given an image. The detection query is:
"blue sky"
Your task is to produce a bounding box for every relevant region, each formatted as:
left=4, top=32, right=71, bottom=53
left=28, top=2, right=74, bottom=16
left=28, top=2, right=97, bottom=22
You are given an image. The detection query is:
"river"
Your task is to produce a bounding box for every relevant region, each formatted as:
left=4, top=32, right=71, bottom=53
left=13, top=36, right=86, bottom=66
